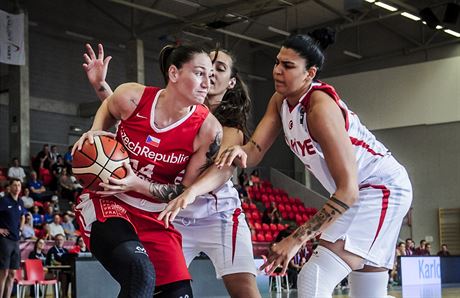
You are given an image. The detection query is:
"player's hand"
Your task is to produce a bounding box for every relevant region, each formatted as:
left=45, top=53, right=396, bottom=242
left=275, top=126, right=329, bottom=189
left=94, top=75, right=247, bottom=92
left=83, top=43, right=112, bottom=87
left=259, top=236, right=303, bottom=275
left=97, top=162, right=138, bottom=196
left=71, top=130, right=116, bottom=155
left=0, top=228, right=10, bottom=237
left=158, top=189, right=197, bottom=228
left=215, top=145, right=247, bottom=169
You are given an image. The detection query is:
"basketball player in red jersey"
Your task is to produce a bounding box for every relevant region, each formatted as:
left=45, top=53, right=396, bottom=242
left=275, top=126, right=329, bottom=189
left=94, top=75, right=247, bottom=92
left=73, top=44, right=222, bottom=298
left=216, top=29, right=412, bottom=298
left=82, top=44, right=260, bottom=298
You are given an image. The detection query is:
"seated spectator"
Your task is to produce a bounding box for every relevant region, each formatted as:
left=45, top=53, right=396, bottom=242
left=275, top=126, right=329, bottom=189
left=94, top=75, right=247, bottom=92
left=69, top=236, right=90, bottom=254
left=0, top=185, right=10, bottom=198
left=425, top=243, right=432, bottom=255
left=7, top=157, right=26, bottom=183
left=46, top=234, right=71, bottom=296
left=33, top=144, right=51, bottom=173
left=43, top=205, right=55, bottom=224
left=415, top=240, right=428, bottom=255
left=61, top=214, right=76, bottom=240
left=405, top=238, right=415, bottom=256
left=31, top=205, right=44, bottom=228
left=63, top=146, right=73, bottom=166
left=38, top=157, right=54, bottom=187
left=437, top=244, right=451, bottom=256
left=49, top=145, right=60, bottom=166
left=250, top=169, right=261, bottom=186
left=0, top=169, right=7, bottom=184
left=36, top=222, right=51, bottom=240
left=262, top=207, right=271, bottom=224
left=28, top=238, right=47, bottom=266
left=28, top=171, right=53, bottom=202
left=59, top=167, right=81, bottom=201
left=20, top=188, right=34, bottom=210
left=48, top=214, right=65, bottom=239
left=21, top=212, right=36, bottom=240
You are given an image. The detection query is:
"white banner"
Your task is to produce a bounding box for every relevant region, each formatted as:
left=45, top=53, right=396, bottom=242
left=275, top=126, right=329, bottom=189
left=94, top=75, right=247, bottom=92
left=401, top=256, right=442, bottom=286
left=0, top=9, right=25, bottom=65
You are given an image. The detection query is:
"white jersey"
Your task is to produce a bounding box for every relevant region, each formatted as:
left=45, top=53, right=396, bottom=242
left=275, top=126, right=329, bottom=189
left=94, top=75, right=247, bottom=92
left=177, top=180, right=241, bottom=219
left=281, top=81, right=401, bottom=194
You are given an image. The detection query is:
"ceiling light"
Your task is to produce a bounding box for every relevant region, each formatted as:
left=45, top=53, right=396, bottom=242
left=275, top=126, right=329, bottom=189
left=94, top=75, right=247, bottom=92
left=444, top=29, right=460, bottom=38
left=436, top=25, right=443, bottom=30
left=268, top=26, right=290, bottom=36
left=365, top=0, right=375, bottom=3
left=65, top=30, right=94, bottom=41
left=278, top=0, right=294, bottom=6
left=171, top=0, right=201, bottom=8
left=419, top=7, right=441, bottom=30
left=374, top=2, right=398, bottom=12
left=343, top=50, right=362, bottom=59
left=401, top=12, right=420, bottom=21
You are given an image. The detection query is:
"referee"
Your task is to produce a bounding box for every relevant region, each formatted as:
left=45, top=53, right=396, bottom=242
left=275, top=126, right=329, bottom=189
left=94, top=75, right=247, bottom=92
left=0, top=178, right=26, bottom=298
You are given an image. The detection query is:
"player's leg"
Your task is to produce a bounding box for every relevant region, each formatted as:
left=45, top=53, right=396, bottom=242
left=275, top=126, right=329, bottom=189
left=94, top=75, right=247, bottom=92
left=90, top=218, right=155, bottom=298
left=222, top=272, right=260, bottom=298
left=153, top=280, right=193, bottom=298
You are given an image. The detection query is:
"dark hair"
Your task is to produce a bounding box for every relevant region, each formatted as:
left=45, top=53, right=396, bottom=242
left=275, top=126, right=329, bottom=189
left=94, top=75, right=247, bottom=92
left=9, top=178, right=22, bottom=185
left=34, top=238, right=45, bottom=251
left=159, top=44, right=208, bottom=84
left=210, top=48, right=252, bottom=140
left=282, top=27, right=335, bottom=77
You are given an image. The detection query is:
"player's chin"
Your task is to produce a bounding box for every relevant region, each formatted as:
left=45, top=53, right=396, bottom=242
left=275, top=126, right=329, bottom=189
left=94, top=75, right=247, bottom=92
left=194, top=92, right=208, bottom=103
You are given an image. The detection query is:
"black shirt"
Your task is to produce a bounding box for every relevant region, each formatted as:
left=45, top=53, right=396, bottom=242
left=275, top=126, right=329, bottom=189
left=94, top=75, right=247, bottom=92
left=0, top=194, right=26, bottom=241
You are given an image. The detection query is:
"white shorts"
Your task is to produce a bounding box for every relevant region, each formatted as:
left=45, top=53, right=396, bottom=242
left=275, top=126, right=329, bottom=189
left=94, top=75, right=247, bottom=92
left=321, top=166, right=412, bottom=269
left=174, top=208, right=257, bottom=279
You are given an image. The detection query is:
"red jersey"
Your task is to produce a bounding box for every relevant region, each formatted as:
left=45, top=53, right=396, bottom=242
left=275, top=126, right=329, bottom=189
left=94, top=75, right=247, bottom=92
left=116, top=86, right=209, bottom=203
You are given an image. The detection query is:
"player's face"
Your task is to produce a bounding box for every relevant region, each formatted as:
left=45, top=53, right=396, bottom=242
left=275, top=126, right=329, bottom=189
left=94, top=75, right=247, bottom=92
left=273, top=47, right=309, bottom=97
left=208, top=51, right=235, bottom=97
left=175, top=53, right=213, bottom=104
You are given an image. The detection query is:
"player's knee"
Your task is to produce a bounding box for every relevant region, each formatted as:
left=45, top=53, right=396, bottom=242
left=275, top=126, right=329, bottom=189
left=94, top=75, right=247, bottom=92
left=154, top=280, right=193, bottom=298
left=349, top=271, right=388, bottom=298
left=223, top=273, right=260, bottom=298
left=110, top=240, right=155, bottom=298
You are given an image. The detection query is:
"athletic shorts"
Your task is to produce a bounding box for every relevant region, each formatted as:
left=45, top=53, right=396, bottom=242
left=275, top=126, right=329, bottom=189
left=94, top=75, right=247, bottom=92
left=0, top=237, right=20, bottom=270
left=75, top=192, right=190, bottom=286
left=174, top=208, right=257, bottom=279
left=321, top=166, right=412, bottom=269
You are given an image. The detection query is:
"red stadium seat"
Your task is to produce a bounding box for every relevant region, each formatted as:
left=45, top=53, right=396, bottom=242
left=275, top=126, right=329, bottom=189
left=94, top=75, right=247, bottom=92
left=254, top=222, right=262, bottom=231
left=298, top=205, right=306, bottom=213
left=249, top=203, right=257, bottom=210
left=302, top=214, right=309, bottom=222
left=251, top=233, right=257, bottom=242
left=242, top=202, right=249, bottom=210
left=285, top=205, right=292, bottom=213
left=262, top=223, right=270, bottom=231
left=281, top=212, right=288, bottom=219
left=292, top=205, right=299, bottom=213
left=277, top=204, right=285, bottom=212
left=252, top=211, right=261, bottom=221
left=265, top=233, right=273, bottom=242
left=256, top=233, right=265, bottom=242
left=270, top=223, right=278, bottom=231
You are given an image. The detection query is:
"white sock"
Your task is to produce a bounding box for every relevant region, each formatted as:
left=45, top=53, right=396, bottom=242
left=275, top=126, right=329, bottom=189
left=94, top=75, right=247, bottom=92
left=349, top=271, right=389, bottom=298
left=297, top=245, right=352, bottom=298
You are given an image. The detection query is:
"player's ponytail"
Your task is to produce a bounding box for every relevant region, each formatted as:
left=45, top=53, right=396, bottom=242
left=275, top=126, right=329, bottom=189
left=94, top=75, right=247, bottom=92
left=159, top=45, right=175, bottom=83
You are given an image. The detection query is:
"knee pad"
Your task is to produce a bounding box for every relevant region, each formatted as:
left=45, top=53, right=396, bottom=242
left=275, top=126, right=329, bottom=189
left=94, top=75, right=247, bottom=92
left=154, top=280, right=193, bottom=298
left=297, top=246, right=352, bottom=298
left=110, top=240, right=156, bottom=298
left=349, top=271, right=388, bottom=298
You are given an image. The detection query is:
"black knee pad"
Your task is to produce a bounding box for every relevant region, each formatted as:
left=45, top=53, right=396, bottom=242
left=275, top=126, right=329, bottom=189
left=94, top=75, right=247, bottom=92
left=154, top=280, right=193, bottom=298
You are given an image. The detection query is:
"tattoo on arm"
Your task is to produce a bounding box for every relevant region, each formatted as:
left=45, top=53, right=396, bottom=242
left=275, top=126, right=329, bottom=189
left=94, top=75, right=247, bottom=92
left=330, top=195, right=350, bottom=211
left=249, top=139, right=262, bottom=152
left=98, top=86, right=106, bottom=92
left=130, top=98, right=138, bottom=107
left=200, top=132, right=222, bottom=172
left=292, top=208, right=333, bottom=240
left=325, top=202, right=343, bottom=215
left=149, top=183, right=185, bottom=202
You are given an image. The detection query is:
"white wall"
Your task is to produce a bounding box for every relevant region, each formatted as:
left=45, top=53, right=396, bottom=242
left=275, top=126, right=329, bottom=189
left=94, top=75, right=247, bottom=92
left=325, top=56, right=460, bottom=130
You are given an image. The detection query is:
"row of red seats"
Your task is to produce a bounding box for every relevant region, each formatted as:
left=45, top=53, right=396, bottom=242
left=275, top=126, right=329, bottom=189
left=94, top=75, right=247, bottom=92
left=251, top=231, right=278, bottom=242
left=248, top=222, right=288, bottom=232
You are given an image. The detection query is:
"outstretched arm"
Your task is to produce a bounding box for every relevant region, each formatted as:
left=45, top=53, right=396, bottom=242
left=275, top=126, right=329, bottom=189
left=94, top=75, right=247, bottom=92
left=260, top=90, right=359, bottom=274
left=82, top=43, right=113, bottom=101
left=216, top=92, right=283, bottom=168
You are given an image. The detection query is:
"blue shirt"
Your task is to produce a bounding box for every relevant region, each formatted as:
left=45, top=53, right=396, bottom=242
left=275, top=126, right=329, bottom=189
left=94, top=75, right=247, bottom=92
left=0, top=194, right=26, bottom=241
left=64, top=151, right=73, bottom=163
left=28, top=180, right=43, bottom=190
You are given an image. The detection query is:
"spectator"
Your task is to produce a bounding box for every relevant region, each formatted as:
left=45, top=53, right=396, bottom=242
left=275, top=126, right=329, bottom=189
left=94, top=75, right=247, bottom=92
left=250, top=169, right=261, bottom=186
left=0, top=179, right=26, bottom=298
left=21, top=212, right=36, bottom=240
left=38, top=157, right=53, bottom=187
left=63, top=146, right=73, bottom=165
left=33, top=144, right=51, bottom=173
left=49, top=145, right=60, bottom=166
left=262, top=207, right=271, bottom=224
left=51, top=156, right=66, bottom=190
left=437, top=244, right=451, bottom=257
left=7, top=158, right=26, bottom=183
left=0, top=169, right=7, bottom=185
left=20, top=188, right=34, bottom=210
left=46, top=234, right=70, bottom=297
left=31, top=205, right=44, bottom=228
left=415, top=240, right=427, bottom=255
left=0, top=185, right=10, bottom=198
left=28, top=171, right=53, bottom=202
left=43, top=205, right=55, bottom=224
left=36, top=222, right=51, bottom=240
left=59, top=167, right=81, bottom=201
left=288, top=242, right=310, bottom=289
left=61, top=214, right=76, bottom=240
left=425, top=243, right=432, bottom=256
left=48, top=214, right=65, bottom=239
left=69, top=236, right=90, bottom=254
left=405, top=238, right=415, bottom=256
left=28, top=238, right=47, bottom=266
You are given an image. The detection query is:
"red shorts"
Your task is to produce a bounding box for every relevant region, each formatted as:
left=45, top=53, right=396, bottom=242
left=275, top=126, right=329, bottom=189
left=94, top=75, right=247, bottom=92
left=76, top=192, right=190, bottom=286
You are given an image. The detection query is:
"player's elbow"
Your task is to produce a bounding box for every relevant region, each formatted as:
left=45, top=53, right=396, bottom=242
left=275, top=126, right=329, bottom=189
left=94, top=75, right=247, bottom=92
left=335, top=185, right=359, bottom=207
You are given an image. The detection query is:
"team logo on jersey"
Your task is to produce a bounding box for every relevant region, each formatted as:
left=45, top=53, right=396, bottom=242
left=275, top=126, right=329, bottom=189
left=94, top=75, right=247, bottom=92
left=146, top=135, right=161, bottom=147
left=289, top=120, right=293, bottom=130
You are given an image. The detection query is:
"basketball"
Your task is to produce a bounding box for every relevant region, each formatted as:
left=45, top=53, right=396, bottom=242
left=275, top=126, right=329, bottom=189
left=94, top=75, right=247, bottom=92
left=72, top=135, right=129, bottom=191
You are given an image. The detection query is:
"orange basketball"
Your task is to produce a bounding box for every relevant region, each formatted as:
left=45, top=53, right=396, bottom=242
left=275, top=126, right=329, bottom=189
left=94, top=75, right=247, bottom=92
left=72, top=135, right=129, bottom=191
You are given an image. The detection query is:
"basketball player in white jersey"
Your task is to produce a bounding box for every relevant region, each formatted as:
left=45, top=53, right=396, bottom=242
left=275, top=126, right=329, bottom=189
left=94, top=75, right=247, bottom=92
left=215, top=29, right=413, bottom=298
left=82, top=44, right=260, bottom=297
left=74, top=44, right=222, bottom=298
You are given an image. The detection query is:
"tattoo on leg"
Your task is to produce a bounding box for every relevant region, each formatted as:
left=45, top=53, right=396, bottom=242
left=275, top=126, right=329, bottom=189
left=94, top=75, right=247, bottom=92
left=149, top=183, right=185, bottom=202
left=330, top=195, right=350, bottom=211
left=249, top=139, right=262, bottom=152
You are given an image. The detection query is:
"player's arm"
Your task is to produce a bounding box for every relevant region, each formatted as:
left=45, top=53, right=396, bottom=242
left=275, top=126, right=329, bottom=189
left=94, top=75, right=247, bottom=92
left=216, top=92, right=283, bottom=168
left=261, top=91, right=359, bottom=274
left=82, top=43, right=113, bottom=101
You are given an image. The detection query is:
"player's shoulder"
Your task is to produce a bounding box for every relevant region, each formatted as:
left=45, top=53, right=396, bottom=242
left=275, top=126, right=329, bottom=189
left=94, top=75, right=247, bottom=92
left=113, top=82, right=145, bottom=97
left=198, top=113, right=223, bottom=143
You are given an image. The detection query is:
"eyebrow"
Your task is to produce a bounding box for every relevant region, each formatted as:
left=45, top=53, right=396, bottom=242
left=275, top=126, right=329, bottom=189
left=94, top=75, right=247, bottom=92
left=214, top=61, right=228, bottom=68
